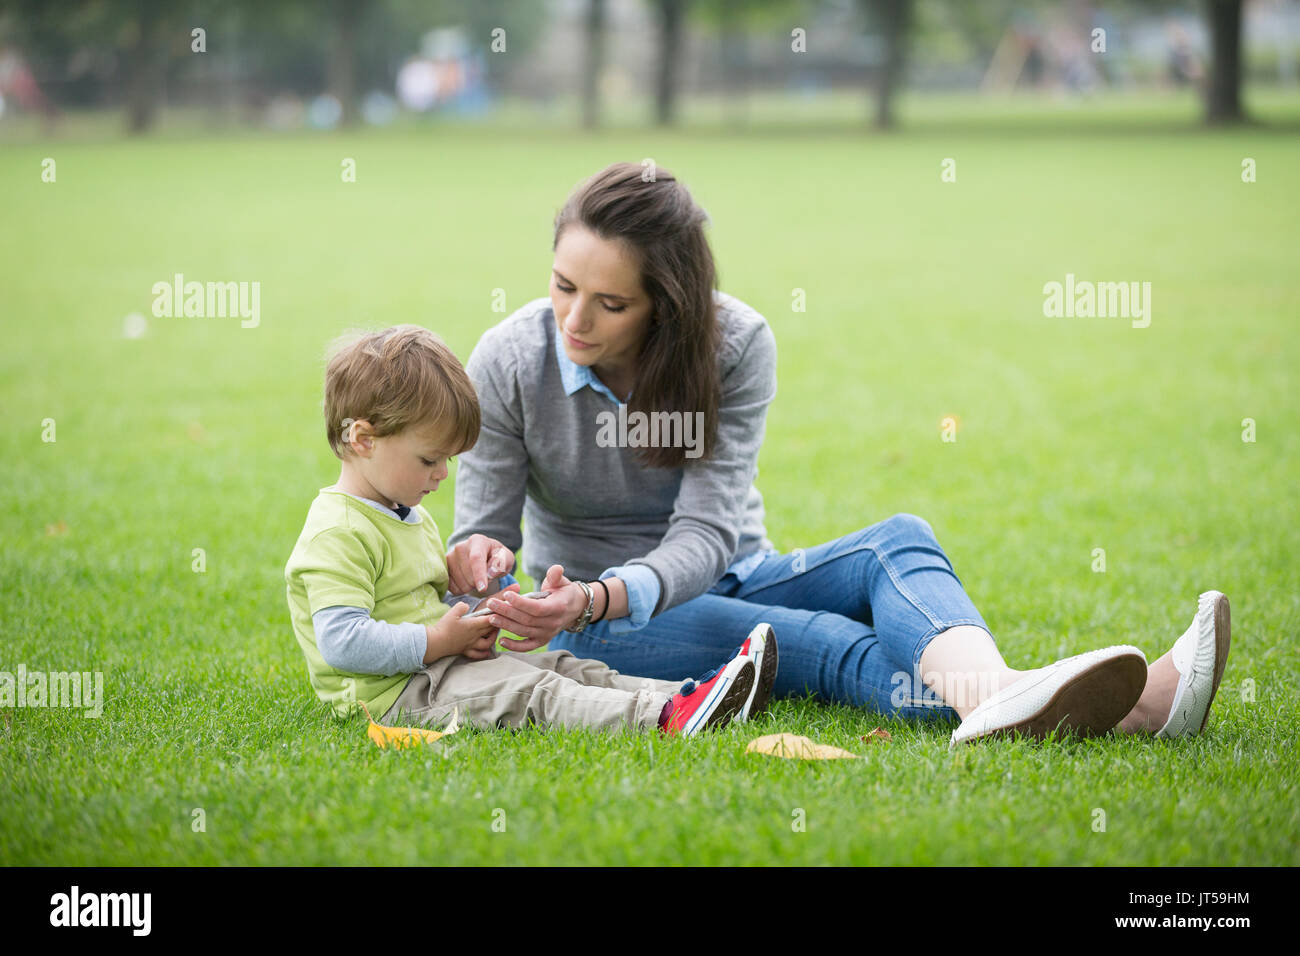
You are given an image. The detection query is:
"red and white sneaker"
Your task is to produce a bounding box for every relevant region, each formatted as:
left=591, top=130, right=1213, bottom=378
left=661, top=656, right=756, bottom=736
left=735, top=623, right=779, bottom=722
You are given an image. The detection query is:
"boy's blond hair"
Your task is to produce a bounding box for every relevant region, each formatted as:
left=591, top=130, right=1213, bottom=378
left=324, top=325, right=480, bottom=460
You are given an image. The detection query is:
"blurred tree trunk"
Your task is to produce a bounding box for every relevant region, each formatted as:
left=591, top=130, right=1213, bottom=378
left=582, top=0, right=607, bottom=129
left=719, top=0, right=749, bottom=127
left=329, top=0, right=368, bottom=126
left=655, top=0, right=686, bottom=126
left=870, top=0, right=911, bottom=130
left=1204, top=0, right=1245, bottom=124
left=124, top=0, right=166, bottom=134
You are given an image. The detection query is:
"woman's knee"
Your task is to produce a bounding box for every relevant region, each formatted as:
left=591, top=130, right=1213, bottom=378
left=838, top=513, right=939, bottom=563
left=882, top=512, right=936, bottom=541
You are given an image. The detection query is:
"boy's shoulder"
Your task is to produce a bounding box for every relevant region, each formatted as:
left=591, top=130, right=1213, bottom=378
left=295, top=488, right=375, bottom=537
left=289, top=490, right=442, bottom=551
left=285, top=489, right=388, bottom=570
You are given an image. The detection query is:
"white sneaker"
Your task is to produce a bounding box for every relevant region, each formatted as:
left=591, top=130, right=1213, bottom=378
left=1155, top=591, right=1231, bottom=739
left=949, top=645, right=1148, bottom=750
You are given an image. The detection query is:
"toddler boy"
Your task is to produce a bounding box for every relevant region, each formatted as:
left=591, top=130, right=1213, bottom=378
left=284, top=325, right=775, bottom=735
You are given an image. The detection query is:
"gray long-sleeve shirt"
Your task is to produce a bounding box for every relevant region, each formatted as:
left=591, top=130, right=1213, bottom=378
left=448, top=291, right=777, bottom=619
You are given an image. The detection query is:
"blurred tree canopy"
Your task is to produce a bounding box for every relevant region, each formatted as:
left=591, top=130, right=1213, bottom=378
left=0, top=0, right=547, bottom=130
left=0, top=0, right=1253, bottom=131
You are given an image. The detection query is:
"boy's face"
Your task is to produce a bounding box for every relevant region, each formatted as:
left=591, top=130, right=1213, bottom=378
left=351, top=420, right=457, bottom=510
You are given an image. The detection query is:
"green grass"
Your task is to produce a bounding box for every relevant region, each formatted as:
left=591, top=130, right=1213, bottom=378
left=2, top=93, right=1298, bottom=865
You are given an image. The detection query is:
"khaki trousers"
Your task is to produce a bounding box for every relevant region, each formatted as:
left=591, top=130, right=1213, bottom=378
left=379, top=648, right=683, bottom=734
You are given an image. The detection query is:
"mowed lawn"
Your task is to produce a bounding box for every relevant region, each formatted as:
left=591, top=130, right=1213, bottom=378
left=1, top=95, right=1298, bottom=865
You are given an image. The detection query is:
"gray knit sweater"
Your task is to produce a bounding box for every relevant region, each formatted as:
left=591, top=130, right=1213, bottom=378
left=448, top=292, right=777, bottom=617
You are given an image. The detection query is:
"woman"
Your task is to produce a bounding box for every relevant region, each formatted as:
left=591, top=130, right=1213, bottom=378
left=445, top=161, right=1231, bottom=747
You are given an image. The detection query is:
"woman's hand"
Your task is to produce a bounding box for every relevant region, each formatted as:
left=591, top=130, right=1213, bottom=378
left=446, top=534, right=516, bottom=595
left=488, top=565, right=587, bottom=652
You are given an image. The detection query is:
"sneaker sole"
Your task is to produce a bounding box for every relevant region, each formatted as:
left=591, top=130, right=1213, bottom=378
left=1201, top=592, right=1231, bottom=734
left=740, top=624, right=779, bottom=720
left=1159, top=591, right=1231, bottom=738
left=683, top=658, right=756, bottom=735
left=951, top=649, right=1148, bottom=747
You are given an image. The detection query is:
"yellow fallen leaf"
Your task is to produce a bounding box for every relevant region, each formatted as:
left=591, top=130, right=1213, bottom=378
left=746, top=733, right=861, bottom=760
left=360, top=702, right=459, bottom=750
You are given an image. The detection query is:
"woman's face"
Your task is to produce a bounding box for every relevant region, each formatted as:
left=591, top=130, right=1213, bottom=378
left=550, top=224, right=654, bottom=375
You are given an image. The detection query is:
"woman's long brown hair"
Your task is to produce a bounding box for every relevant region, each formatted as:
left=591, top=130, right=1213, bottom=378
left=553, top=161, right=721, bottom=468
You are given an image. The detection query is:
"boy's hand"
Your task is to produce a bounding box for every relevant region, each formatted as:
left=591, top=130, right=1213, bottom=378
left=461, top=631, right=498, bottom=661
left=424, top=583, right=520, bottom=663
left=490, top=565, right=583, bottom=653
left=447, top=534, right=516, bottom=595
left=425, top=591, right=507, bottom=664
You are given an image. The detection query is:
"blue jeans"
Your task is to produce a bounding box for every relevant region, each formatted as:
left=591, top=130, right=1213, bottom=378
left=548, top=513, right=991, bottom=722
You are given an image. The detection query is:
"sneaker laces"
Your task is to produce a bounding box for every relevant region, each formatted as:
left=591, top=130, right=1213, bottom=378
left=678, top=671, right=713, bottom=697
left=679, top=645, right=747, bottom=696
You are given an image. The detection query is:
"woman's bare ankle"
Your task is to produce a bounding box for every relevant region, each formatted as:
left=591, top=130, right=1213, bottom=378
left=917, top=625, right=1021, bottom=719
left=922, top=666, right=1028, bottom=720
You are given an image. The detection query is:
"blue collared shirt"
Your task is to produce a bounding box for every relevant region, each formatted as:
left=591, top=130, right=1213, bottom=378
left=553, top=323, right=773, bottom=633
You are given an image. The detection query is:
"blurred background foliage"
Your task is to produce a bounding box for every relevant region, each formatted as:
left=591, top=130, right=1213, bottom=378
left=0, top=0, right=1292, bottom=137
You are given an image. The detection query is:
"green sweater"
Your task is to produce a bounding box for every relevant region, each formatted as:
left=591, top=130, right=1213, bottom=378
left=284, top=488, right=450, bottom=719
